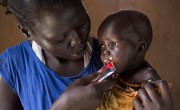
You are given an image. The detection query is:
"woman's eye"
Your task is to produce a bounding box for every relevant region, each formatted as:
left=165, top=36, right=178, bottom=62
left=57, top=33, right=67, bottom=43
left=57, top=38, right=64, bottom=43
left=78, top=20, right=86, bottom=29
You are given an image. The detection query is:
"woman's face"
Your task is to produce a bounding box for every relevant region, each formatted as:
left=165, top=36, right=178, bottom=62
left=30, top=2, right=90, bottom=60
left=98, top=25, right=139, bottom=74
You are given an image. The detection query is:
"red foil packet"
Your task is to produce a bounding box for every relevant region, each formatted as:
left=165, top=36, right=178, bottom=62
left=97, top=62, right=116, bottom=82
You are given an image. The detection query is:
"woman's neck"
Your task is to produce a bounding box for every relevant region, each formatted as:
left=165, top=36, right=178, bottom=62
left=43, top=50, right=84, bottom=77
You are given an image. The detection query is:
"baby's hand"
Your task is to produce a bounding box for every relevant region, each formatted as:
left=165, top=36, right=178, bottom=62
left=133, top=80, right=173, bottom=110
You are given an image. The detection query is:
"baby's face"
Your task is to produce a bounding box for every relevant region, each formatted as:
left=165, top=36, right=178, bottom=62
left=30, top=2, right=90, bottom=60
left=98, top=25, right=138, bottom=73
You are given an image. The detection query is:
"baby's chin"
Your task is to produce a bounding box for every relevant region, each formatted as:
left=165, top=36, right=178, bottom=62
left=111, top=62, right=128, bottom=75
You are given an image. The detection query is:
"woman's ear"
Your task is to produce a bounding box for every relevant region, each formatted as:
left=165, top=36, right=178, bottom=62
left=17, top=24, right=32, bottom=40
left=136, top=40, right=146, bottom=55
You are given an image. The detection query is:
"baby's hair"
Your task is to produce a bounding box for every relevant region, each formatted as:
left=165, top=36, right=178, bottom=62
left=98, top=9, right=153, bottom=50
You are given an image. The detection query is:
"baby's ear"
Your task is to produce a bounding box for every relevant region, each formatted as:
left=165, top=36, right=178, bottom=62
left=136, top=40, right=146, bottom=55
left=17, top=24, right=32, bottom=40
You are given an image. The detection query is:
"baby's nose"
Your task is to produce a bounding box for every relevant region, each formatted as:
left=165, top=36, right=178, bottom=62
left=101, top=50, right=111, bottom=63
left=102, top=50, right=110, bottom=56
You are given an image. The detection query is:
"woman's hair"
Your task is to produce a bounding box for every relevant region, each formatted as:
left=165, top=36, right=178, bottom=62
left=0, top=0, right=69, bottom=28
left=0, top=0, right=34, bottom=27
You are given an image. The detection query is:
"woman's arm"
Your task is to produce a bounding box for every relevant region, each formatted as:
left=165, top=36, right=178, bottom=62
left=0, top=76, right=23, bottom=110
left=50, top=73, right=113, bottom=110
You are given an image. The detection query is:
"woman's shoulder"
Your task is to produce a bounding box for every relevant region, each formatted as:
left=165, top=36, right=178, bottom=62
left=0, top=40, right=32, bottom=64
left=1, top=40, right=30, bottom=54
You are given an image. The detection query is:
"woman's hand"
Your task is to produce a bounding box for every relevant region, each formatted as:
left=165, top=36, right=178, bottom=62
left=133, top=80, right=173, bottom=110
left=50, top=73, right=113, bottom=110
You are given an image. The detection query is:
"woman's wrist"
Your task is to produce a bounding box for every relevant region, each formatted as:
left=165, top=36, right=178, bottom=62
left=50, top=96, right=70, bottom=110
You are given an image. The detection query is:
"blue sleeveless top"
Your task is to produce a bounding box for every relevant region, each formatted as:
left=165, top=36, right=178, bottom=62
left=0, top=38, right=102, bottom=110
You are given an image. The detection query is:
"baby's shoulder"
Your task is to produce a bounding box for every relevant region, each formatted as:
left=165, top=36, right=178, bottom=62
left=140, top=61, right=160, bottom=81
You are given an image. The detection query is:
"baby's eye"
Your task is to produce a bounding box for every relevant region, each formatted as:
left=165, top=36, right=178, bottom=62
left=109, top=42, right=119, bottom=50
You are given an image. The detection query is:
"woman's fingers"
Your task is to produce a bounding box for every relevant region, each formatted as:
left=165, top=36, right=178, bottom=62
left=137, top=87, right=152, bottom=107
left=142, top=82, right=161, bottom=103
left=73, top=73, right=101, bottom=86
left=133, top=97, right=144, bottom=110
left=134, top=80, right=174, bottom=110
left=149, top=80, right=172, bottom=101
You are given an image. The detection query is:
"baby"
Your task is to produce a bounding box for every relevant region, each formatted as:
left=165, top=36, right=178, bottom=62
left=97, top=10, right=160, bottom=110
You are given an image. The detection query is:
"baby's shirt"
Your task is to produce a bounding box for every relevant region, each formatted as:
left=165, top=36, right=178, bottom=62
left=97, top=77, right=159, bottom=110
left=97, top=84, right=137, bottom=110
left=0, top=38, right=103, bottom=110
